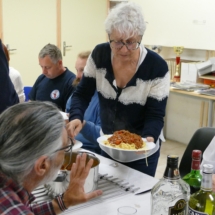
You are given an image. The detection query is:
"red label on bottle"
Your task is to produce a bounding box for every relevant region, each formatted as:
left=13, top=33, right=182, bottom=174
left=191, top=159, right=201, bottom=170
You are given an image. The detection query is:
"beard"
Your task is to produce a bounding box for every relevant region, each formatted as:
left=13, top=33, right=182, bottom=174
left=37, top=160, right=63, bottom=187
left=72, top=78, right=81, bottom=87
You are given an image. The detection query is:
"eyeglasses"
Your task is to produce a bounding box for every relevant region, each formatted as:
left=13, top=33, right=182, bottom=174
left=109, top=40, right=141, bottom=50
left=54, top=137, right=74, bottom=153
left=48, top=137, right=74, bottom=171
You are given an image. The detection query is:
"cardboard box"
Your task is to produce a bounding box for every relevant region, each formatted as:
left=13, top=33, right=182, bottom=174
left=196, top=60, right=213, bottom=76
left=196, top=57, right=215, bottom=76
left=181, top=58, right=215, bottom=83
left=181, top=62, right=201, bottom=83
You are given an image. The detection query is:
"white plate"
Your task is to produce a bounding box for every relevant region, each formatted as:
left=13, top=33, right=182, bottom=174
left=72, top=140, right=83, bottom=151
left=97, top=135, right=156, bottom=163
left=97, top=135, right=155, bottom=152
left=59, top=111, right=69, bottom=120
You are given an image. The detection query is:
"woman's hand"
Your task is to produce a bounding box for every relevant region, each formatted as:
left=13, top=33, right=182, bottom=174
left=136, top=136, right=154, bottom=155
left=146, top=136, right=154, bottom=143
left=66, top=119, right=82, bottom=138
left=63, top=153, right=103, bottom=207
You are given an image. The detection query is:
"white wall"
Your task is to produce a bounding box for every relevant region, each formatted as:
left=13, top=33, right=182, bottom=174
left=130, top=0, right=215, bottom=144
left=132, top=0, right=215, bottom=50
left=1, top=0, right=107, bottom=86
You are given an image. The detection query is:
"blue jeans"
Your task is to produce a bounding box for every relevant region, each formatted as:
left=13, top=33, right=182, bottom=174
left=101, top=145, right=161, bottom=177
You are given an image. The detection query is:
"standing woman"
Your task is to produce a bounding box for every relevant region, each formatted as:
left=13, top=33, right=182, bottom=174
left=67, top=2, right=169, bottom=177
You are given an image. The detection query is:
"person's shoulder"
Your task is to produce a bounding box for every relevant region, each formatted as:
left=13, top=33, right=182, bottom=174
left=146, top=49, right=168, bottom=67
left=37, top=74, right=46, bottom=81
left=139, top=47, right=168, bottom=79
left=94, top=42, right=110, bottom=50
left=91, top=43, right=111, bottom=66
left=61, top=69, right=75, bottom=89
left=145, top=48, right=166, bottom=64
left=9, top=67, right=22, bottom=82
left=144, top=48, right=168, bottom=71
left=64, top=68, right=76, bottom=78
left=9, top=67, right=21, bottom=76
left=33, top=74, right=46, bottom=86
left=93, top=42, right=111, bottom=55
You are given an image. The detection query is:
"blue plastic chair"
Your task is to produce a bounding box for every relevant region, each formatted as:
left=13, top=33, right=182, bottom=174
left=24, top=86, right=32, bottom=102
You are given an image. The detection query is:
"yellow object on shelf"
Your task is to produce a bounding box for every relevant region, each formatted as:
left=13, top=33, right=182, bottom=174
left=203, top=79, right=215, bottom=88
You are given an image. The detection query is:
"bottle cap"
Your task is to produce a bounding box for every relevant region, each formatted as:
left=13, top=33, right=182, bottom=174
left=167, top=155, right=179, bottom=167
left=203, top=164, right=213, bottom=174
left=192, top=150, right=202, bottom=159
left=164, top=155, right=180, bottom=179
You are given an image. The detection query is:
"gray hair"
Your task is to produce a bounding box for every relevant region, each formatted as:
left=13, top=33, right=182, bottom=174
left=39, top=43, right=62, bottom=64
left=105, top=2, right=146, bottom=39
left=0, top=101, right=64, bottom=184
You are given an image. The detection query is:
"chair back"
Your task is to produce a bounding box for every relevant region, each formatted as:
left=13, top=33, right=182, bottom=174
left=24, top=86, right=32, bottom=102
left=179, top=127, right=215, bottom=177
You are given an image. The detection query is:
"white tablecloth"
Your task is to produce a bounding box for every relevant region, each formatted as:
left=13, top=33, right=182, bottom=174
left=63, top=150, right=159, bottom=215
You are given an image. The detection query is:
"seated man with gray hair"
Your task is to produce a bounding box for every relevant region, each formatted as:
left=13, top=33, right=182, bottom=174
left=0, top=101, right=102, bottom=214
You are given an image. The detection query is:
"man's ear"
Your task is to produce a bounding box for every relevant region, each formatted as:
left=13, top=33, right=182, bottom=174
left=58, top=60, right=63, bottom=66
left=34, top=155, right=50, bottom=176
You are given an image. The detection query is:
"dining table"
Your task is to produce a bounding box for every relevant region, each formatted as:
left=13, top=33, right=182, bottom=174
left=61, top=149, right=159, bottom=215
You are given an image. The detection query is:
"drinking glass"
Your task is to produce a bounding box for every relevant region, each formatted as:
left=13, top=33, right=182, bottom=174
left=117, top=206, right=137, bottom=215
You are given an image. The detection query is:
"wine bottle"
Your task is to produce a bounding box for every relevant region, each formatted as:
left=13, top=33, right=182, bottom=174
left=182, top=150, right=202, bottom=194
left=189, top=164, right=215, bottom=215
left=151, top=155, right=190, bottom=215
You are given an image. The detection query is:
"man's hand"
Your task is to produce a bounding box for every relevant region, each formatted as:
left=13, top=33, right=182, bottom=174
left=66, top=119, right=82, bottom=138
left=63, top=153, right=103, bottom=207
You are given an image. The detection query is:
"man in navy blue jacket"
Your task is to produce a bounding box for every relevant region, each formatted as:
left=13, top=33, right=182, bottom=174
left=0, top=40, right=19, bottom=114
left=29, top=44, right=76, bottom=111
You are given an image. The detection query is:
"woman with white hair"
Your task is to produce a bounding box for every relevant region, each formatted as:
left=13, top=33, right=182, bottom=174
left=67, top=2, right=169, bottom=177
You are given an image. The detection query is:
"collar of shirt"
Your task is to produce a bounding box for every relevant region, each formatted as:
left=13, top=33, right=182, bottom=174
left=0, top=173, right=35, bottom=206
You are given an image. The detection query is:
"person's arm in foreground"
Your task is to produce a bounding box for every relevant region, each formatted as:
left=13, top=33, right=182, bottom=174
left=81, top=120, right=101, bottom=145
left=0, top=39, right=19, bottom=113
left=32, top=153, right=102, bottom=214
left=142, top=62, right=170, bottom=143
left=11, top=69, right=25, bottom=103
left=54, top=153, right=102, bottom=214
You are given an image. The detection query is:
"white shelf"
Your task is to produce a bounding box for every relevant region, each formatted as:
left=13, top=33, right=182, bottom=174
left=199, top=75, right=215, bottom=81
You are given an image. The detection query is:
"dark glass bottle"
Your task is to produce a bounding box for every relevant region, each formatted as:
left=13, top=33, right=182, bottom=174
left=182, top=150, right=202, bottom=194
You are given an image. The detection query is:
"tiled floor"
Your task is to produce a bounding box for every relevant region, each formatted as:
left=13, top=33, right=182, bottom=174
left=155, top=139, right=187, bottom=179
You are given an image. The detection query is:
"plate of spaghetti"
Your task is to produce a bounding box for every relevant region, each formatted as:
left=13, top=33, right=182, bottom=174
left=97, top=130, right=156, bottom=162
left=97, top=130, right=155, bottom=151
